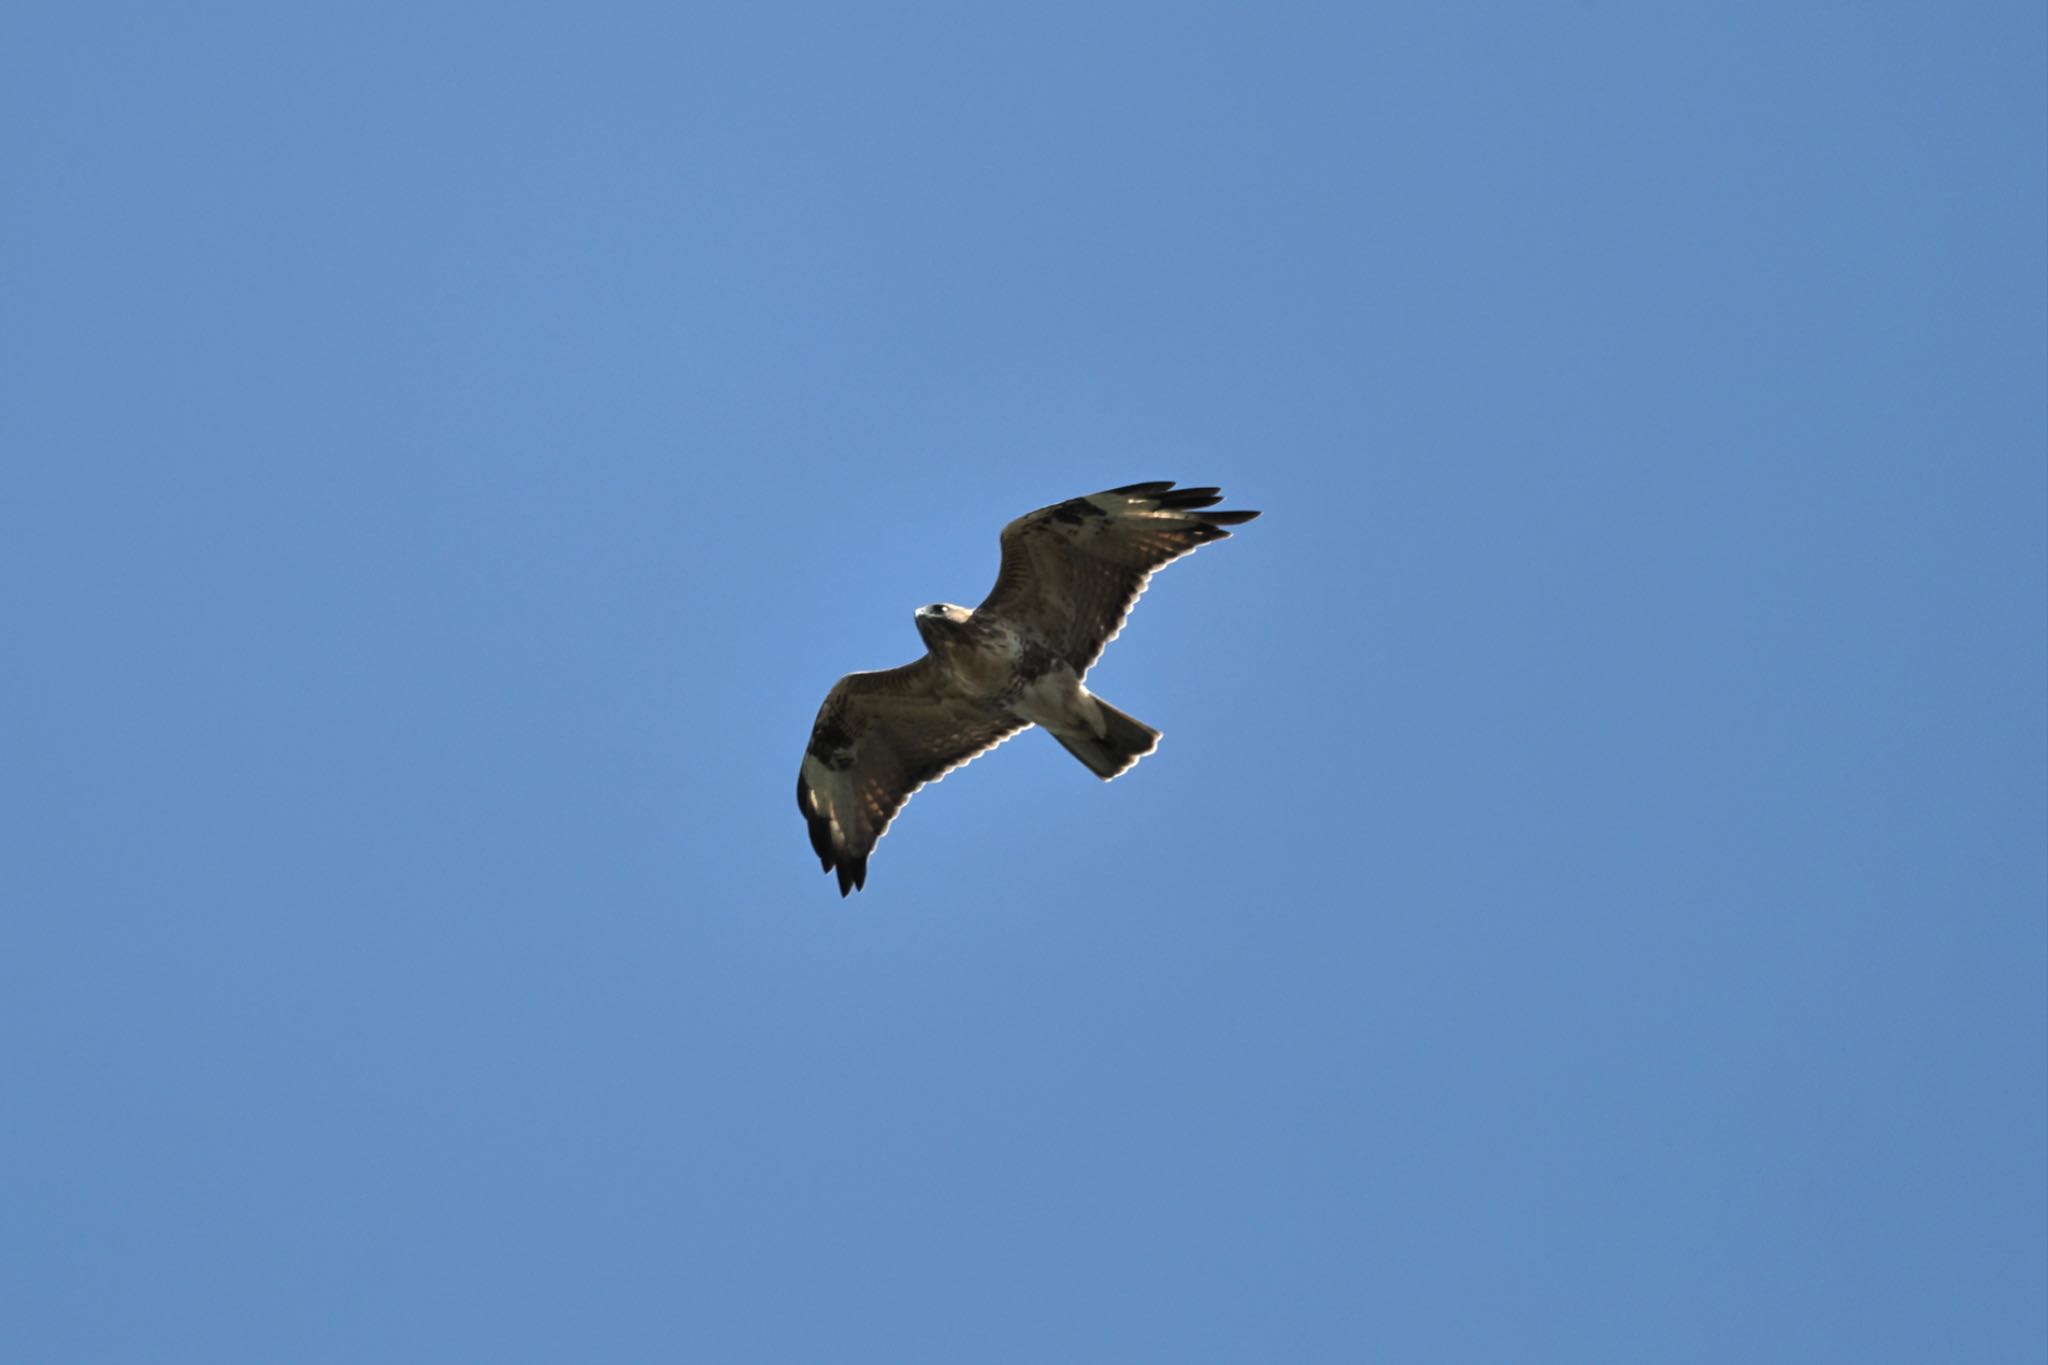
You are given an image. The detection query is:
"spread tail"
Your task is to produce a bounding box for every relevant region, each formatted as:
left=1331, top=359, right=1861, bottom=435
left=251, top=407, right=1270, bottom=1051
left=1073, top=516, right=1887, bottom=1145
left=1047, top=695, right=1161, bottom=780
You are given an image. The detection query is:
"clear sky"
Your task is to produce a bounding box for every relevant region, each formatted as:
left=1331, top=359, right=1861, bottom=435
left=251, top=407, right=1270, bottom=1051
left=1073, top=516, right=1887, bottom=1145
left=4, top=3, right=2043, bottom=1361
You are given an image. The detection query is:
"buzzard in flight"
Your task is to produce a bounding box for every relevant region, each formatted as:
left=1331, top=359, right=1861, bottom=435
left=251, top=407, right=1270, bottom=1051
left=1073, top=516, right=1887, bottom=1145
left=797, top=481, right=1259, bottom=896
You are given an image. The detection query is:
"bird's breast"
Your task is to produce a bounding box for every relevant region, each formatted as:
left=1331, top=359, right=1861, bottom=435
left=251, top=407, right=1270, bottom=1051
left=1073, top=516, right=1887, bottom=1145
left=935, top=615, right=1026, bottom=698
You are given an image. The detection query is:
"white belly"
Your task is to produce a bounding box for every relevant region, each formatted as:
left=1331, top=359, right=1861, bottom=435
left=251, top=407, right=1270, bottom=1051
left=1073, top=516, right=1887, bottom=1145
left=1010, top=664, right=1102, bottom=737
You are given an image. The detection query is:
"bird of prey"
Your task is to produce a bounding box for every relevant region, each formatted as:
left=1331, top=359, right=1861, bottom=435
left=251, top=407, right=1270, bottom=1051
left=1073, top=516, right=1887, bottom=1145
left=797, top=480, right=1260, bottom=896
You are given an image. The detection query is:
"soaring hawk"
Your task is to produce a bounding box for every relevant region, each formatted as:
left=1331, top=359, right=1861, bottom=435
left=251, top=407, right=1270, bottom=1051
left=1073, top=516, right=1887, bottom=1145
left=797, top=481, right=1259, bottom=895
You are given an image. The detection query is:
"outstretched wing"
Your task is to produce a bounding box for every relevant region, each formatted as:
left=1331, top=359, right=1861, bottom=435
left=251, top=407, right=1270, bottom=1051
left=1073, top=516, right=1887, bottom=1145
left=796, top=660, right=1028, bottom=896
left=976, top=481, right=1260, bottom=674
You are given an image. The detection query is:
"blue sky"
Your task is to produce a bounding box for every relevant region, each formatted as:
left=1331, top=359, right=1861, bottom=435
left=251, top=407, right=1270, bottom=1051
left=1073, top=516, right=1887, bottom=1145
left=4, top=3, right=2043, bottom=1361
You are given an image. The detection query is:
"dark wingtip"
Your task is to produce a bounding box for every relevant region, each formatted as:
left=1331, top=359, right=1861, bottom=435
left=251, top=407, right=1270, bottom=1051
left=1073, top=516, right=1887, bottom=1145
left=1115, top=482, right=1257, bottom=523
left=799, top=778, right=835, bottom=868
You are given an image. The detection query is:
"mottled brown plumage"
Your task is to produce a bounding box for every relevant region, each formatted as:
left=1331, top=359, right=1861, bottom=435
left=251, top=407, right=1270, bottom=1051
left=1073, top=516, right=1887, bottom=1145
left=798, top=481, right=1259, bottom=896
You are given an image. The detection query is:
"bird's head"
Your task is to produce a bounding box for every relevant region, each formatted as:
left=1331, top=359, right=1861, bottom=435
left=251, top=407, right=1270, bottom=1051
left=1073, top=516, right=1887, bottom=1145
left=913, top=602, right=970, bottom=649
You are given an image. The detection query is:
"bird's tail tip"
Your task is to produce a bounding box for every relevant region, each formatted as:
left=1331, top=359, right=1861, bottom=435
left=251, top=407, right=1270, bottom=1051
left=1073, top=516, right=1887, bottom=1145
left=1049, top=696, right=1161, bottom=780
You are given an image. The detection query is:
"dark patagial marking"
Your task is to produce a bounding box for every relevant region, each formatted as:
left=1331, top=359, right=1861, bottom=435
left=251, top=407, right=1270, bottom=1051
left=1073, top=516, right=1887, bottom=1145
left=1047, top=497, right=1108, bottom=527
left=809, top=712, right=853, bottom=759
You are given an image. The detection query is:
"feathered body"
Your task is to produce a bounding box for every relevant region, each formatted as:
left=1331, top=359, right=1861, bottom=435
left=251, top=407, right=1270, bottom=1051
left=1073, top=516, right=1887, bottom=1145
left=797, top=481, right=1259, bottom=895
